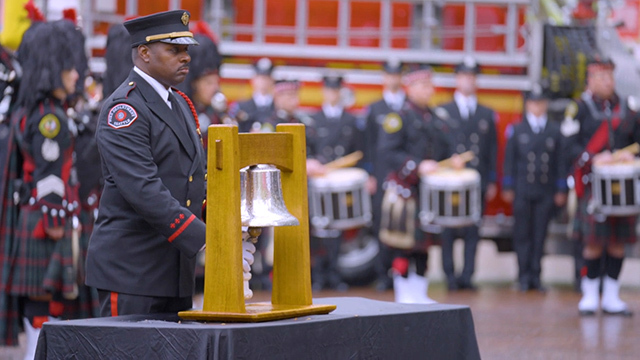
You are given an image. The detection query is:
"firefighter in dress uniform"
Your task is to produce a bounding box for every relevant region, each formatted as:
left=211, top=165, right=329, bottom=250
left=362, top=58, right=407, bottom=291
left=307, top=74, right=365, bottom=291
left=562, top=57, right=640, bottom=316
left=377, top=64, right=461, bottom=304
left=85, top=10, right=255, bottom=317
left=436, top=57, right=499, bottom=291
left=502, top=85, right=568, bottom=292
left=229, top=57, right=275, bottom=132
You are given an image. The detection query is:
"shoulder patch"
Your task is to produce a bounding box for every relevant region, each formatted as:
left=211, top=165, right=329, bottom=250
left=107, top=103, right=138, bottom=129
left=434, top=107, right=450, bottom=120
left=382, top=113, right=402, bottom=134
left=564, top=101, right=578, bottom=120
left=38, top=114, right=61, bottom=138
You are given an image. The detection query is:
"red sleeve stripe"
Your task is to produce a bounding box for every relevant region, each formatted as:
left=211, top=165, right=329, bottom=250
left=110, top=292, right=118, bottom=317
left=168, top=214, right=196, bottom=243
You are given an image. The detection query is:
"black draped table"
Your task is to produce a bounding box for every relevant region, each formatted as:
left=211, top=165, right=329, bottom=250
left=35, top=297, right=480, bottom=359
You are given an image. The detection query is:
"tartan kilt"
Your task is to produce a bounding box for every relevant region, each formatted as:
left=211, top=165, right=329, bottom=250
left=575, top=187, right=638, bottom=246
left=7, top=206, right=59, bottom=297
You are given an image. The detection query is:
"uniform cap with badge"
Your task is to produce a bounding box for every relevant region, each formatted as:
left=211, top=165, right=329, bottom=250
left=383, top=57, right=404, bottom=74
left=124, top=10, right=199, bottom=47
left=524, top=83, right=548, bottom=102
left=254, top=57, right=274, bottom=76
left=587, top=54, right=615, bottom=73
left=322, top=74, right=343, bottom=89
left=455, top=56, right=480, bottom=74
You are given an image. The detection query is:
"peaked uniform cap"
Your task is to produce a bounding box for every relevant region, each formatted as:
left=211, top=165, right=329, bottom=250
left=124, top=10, right=199, bottom=47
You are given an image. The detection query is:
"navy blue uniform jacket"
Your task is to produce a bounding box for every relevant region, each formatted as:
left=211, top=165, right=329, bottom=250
left=86, top=70, right=206, bottom=297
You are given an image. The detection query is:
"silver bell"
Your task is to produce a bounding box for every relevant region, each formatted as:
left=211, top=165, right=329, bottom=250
left=240, top=165, right=299, bottom=227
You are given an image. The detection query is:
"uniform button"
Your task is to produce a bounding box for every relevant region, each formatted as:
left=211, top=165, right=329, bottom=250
left=457, top=144, right=466, bottom=153
left=541, top=164, right=549, bottom=172
left=204, top=173, right=208, bottom=181
left=128, top=82, right=134, bottom=86
left=203, top=199, right=206, bottom=205
left=527, top=152, right=535, bottom=161
left=470, top=133, right=479, bottom=144
left=527, top=174, right=535, bottom=183
left=527, top=163, right=536, bottom=172
left=186, top=200, right=191, bottom=207
left=541, top=153, right=549, bottom=162
left=189, top=176, right=193, bottom=182
left=540, top=175, right=548, bottom=184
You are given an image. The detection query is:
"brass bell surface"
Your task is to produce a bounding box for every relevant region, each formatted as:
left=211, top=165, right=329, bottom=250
left=240, top=165, right=299, bottom=227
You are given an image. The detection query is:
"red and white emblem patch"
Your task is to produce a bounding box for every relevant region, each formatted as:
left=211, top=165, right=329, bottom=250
left=107, top=103, right=138, bottom=129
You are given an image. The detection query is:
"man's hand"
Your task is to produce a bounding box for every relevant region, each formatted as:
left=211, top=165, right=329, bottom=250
left=306, top=159, right=327, bottom=177
left=45, top=226, right=65, bottom=241
left=554, top=192, right=567, bottom=207
left=593, top=150, right=613, bottom=165
left=485, top=183, right=498, bottom=201
left=613, top=149, right=635, bottom=163
left=366, top=176, right=377, bottom=195
left=501, top=190, right=515, bottom=204
left=450, top=154, right=465, bottom=170
left=242, top=241, right=256, bottom=299
left=418, top=160, right=438, bottom=177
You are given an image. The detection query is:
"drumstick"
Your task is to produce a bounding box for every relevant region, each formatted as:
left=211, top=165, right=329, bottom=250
left=438, top=151, right=475, bottom=168
left=324, top=151, right=364, bottom=170
left=611, top=143, right=640, bottom=164
left=615, top=142, right=640, bottom=155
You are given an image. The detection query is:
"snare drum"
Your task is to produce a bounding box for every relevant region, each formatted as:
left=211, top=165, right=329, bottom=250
left=591, top=161, right=640, bottom=216
left=419, top=168, right=481, bottom=228
left=309, top=168, right=372, bottom=230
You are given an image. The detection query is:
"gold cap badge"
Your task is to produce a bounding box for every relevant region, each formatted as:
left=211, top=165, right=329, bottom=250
left=181, top=12, right=190, bottom=26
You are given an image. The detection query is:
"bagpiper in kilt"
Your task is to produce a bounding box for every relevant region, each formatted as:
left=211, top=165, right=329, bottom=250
left=563, top=56, right=640, bottom=316
left=0, top=19, right=99, bottom=354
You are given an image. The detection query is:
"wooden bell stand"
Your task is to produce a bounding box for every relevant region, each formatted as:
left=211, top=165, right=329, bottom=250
left=179, top=124, right=336, bottom=322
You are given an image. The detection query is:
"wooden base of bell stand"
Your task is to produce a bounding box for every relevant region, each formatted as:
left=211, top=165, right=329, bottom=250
left=178, top=303, right=337, bottom=322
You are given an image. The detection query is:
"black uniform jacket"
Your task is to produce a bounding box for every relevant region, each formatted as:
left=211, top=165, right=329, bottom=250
left=308, top=109, right=361, bottom=164
left=86, top=70, right=206, bottom=298
left=377, top=101, right=453, bottom=190
left=503, top=117, right=567, bottom=199
left=438, top=101, right=498, bottom=191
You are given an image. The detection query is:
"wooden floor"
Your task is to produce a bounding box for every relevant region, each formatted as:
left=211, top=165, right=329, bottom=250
left=2, top=283, right=640, bottom=359
left=299, top=284, right=640, bottom=360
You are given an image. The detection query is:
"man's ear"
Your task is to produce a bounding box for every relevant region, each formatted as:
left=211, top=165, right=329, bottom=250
left=138, top=44, right=151, bottom=63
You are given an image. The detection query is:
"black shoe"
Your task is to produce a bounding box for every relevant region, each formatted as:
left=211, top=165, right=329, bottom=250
left=529, top=279, right=547, bottom=293
left=517, top=282, right=530, bottom=292
left=578, top=309, right=596, bottom=316
left=457, top=277, right=476, bottom=291
left=374, top=277, right=393, bottom=292
left=446, top=276, right=459, bottom=291
left=603, top=308, right=633, bottom=317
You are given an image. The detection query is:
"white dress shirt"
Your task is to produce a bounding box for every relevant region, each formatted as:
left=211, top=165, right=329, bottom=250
left=383, top=90, right=406, bottom=112
left=526, top=113, right=547, bottom=134
left=322, top=103, right=343, bottom=119
left=454, top=91, right=477, bottom=120
left=133, top=66, right=173, bottom=109
left=253, top=93, right=273, bottom=108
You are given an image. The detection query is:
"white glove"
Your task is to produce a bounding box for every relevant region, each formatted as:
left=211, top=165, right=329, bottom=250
left=242, top=241, right=256, bottom=299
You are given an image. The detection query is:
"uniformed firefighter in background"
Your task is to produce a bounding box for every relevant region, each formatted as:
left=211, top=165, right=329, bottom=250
left=562, top=56, right=640, bottom=316
left=230, top=57, right=275, bottom=132
left=307, top=74, right=366, bottom=291
left=502, top=85, right=568, bottom=293
left=436, top=57, right=498, bottom=291
left=361, top=58, right=407, bottom=292
left=377, top=64, right=460, bottom=304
